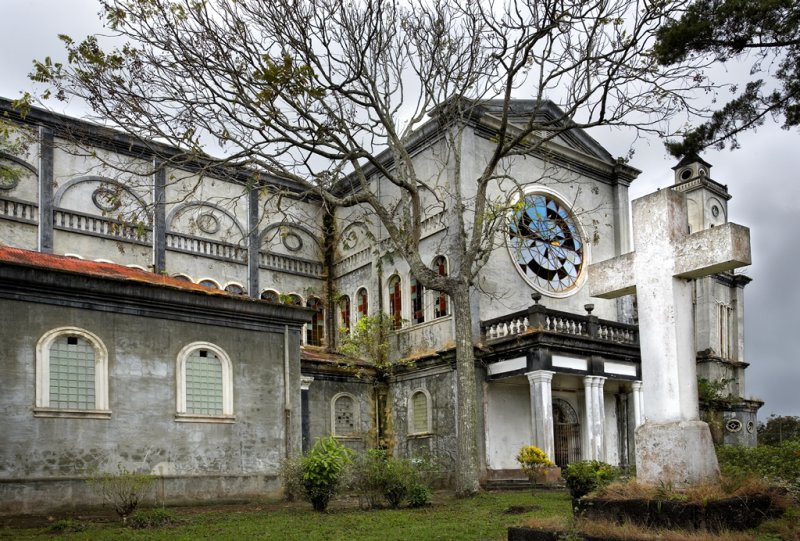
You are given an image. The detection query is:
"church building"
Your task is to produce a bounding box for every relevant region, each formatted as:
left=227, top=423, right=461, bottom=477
left=0, top=97, right=761, bottom=513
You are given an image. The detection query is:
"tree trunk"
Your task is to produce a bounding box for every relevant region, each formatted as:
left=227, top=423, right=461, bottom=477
left=451, top=281, right=481, bottom=496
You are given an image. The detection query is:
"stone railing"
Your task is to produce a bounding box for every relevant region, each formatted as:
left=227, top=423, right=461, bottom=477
left=55, top=208, right=152, bottom=245
left=166, top=232, right=246, bottom=262
left=0, top=195, right=38, bottom=223
left=481, top=304, right=638, bottom=345
left=259, top=251, right=324, bottom=278
left=334, top=246, right=371, bottom=277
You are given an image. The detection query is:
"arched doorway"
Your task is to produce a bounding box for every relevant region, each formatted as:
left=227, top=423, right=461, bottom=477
left=553, top=398, right=581, bottom=467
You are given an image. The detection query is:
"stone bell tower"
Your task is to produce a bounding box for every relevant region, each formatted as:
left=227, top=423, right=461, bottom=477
left=672, top=154, right=762, bottom=447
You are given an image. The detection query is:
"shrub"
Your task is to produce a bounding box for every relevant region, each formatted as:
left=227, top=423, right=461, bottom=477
left=278, top=456, right=306, bottom=502
left=348, top=448, right=390, bottom=509
left=302, top=437, right=353, bottom=512
left=516, top=445, right=555, bottom=476
left=127, top=508, right=177, bottom=529
left=88, top=465, right=156, bottom=524
left=562, top=460, right=620, bottom=500
left=347, top=449, right=431, bottom=509
left=716, top=437, right=800, bottom=500
left=407, top=483, right=432, bottom=507
left=47, top=519, right=86, bottom=533
left=382, top=457, right=418, bottom=508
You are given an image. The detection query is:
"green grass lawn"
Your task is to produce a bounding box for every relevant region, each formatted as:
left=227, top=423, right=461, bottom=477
left=1, top=490, right=571, bottom=541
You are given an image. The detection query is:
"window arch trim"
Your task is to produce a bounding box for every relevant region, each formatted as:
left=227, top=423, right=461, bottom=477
left=330, top=392, right=361, bottom=438
left=35, top=327, right=110, bottom=419
left=175, top=341, right=235, bottom=423
left=407, top=388, right=432, bottom=436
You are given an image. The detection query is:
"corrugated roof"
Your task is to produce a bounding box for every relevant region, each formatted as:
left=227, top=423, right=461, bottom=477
left=0, top=245, right=238, bottom=298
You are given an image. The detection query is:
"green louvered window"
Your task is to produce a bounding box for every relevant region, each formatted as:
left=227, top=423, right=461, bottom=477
left=411, top=391, right=429, bottom=434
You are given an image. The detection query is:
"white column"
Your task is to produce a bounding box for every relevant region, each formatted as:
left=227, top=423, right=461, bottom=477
left=631, top=381, right=644, bottom=428
left=583, top=376, right=606, bottom=461
left=526, top=370, right=555, bottom=462
left=593, top=376, right=607, bottom=461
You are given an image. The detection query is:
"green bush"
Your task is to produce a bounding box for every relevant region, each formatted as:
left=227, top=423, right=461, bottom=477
left=279, top=456, right=306, bottom=502
left=348, top=448, right=390, bottom=509
left=407, top=483, right=432, bottom=507
left=717, top=437, right=800, bottom=499
left=302, top=437, right=353, bottom=512
left=127, top=508, right=177, bottom=529
left=88, top=465, right=156, bottom=524
left=47, top=518, right=86, bottom=533
left=382, top=457, right=418, bottom=508
left=562, top=460, right=620, bottom=500
left=347, top=449, right=431, bottom=509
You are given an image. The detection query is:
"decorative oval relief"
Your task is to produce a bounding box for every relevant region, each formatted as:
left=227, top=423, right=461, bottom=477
left=0, top=167, right=20, bottom=191
left=746, top=420, right=755, bottom=433
left=282, top=232, right=303, bottom=252
left=196, top=212, right=220, bottom=235
left=725, top=419, right=743, bottom=433
left=92, top=187, right=122, bottom=212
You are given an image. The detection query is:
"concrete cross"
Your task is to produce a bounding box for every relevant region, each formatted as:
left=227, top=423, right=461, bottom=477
left=589, top=189, right=750, bottom=485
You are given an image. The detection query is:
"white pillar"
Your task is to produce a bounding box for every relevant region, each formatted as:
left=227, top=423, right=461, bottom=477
left=584, top=376, right=606, bottom=461
left=631, top=381, right=644, bottom=428
left=527, top=370, right=555, bottom=462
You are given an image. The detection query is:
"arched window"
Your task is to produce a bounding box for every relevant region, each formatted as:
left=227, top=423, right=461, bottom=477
left=388, top=275, right=402, bottom=329
left=331, top=393, right=359, bottom=437
left=432, top=256, right=449, bottom=318
left=35, top=327, right=110, bottom=418
left=285, top=293, right=302, bottom=306
left=224, top=282, right=246, bottom=295
left=410, top=276, right=425, bottom=324
left=172, top=273, right=193, bottom=282
left=260, top=289, right=279, bottom=302
left=306, top=296, right=325, bottom=346
left=356, top=287, right=369, bottom=319
left=176, top=342, right=234, bottom=422
left=198, top=278, right=220, bottom=290
left=408, top=389, right=432, bottom=435
left=339, top=295, right=351, bottom=334
left=553, top=398, right=581, bottom=467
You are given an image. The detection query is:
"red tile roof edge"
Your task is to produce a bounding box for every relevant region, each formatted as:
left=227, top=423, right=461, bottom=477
left=0, top=245, right=242, bottom=298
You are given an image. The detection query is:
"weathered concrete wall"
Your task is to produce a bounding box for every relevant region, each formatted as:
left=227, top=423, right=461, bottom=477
left=304, top=376, right=374, bottom=453
left=0, top=264, right=305, bottom=515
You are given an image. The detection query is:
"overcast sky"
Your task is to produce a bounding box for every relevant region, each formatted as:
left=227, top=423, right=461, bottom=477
left=1, top=0, right=797, bottom=418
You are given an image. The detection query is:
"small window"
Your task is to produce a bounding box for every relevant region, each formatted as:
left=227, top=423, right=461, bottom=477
left=408, top=389, right=432, bottom=435
left=260, top=289, right=279, bottom=302
left=176, top=342, right=234, bottom=423
left=339, top=295, right=351, bottom=334
left=388, top=275, right=402, bottom=329
left=198, top=278, right=220, bottom=289
left=410, top=276, right=425, bottom=324
left=172, top=274, right=193, bottom=282
left=306, top=296, right=325, bottom=346
left=35, top=327, right=110, bottom=419
left=356, top=288, right=368, bottom=319
left=224, top=283, right=246, bottom=295
left=432, top=256, right=449, bottom=318
left=332, top=393, right=359, bottom=437
left=285, top=293, right=302, bottom=306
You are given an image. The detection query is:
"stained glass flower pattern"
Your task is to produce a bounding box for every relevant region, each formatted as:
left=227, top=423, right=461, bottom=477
left=508, top=194, right=584, bottom=294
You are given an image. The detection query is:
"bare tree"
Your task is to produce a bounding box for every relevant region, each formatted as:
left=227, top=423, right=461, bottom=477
left=25, top=0, right=705, bottom=495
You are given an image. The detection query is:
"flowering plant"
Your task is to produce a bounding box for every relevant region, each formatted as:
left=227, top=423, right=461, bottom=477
left=516, top=445, right=555, bottom=474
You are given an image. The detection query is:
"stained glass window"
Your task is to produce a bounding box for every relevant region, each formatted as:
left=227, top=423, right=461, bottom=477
left=410, top=277, right=425, bottom=324
left=508, top=193, right=584, bottom=294
left=388, top=276, right=402, bottom=329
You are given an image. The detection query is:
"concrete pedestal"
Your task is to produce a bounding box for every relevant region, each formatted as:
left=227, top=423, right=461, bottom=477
left=634, top=420, right=719, bottom=487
